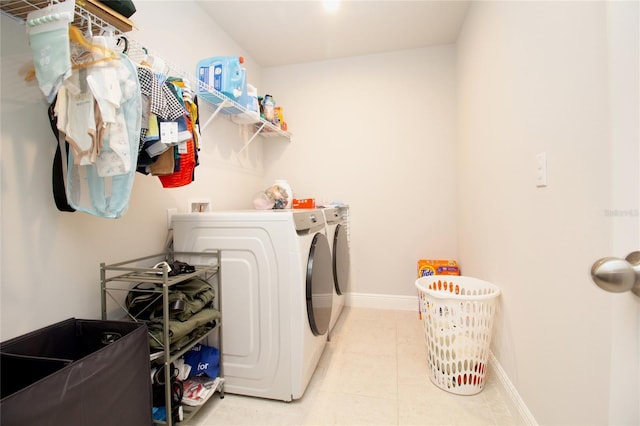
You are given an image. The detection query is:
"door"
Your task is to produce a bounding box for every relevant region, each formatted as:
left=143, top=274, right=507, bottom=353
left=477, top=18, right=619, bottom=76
left=599, top=2, right=639, bottom=423
left=333, top=223, right=350, bottom=295
left=306, top=232, right=333, bottom=336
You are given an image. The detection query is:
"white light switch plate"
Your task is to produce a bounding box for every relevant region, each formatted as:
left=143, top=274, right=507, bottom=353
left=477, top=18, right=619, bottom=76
left=536, top=152, right=547, bottom=187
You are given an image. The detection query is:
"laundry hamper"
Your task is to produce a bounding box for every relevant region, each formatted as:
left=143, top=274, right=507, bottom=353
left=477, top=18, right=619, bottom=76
left=415, top=276, right=500, bottom=395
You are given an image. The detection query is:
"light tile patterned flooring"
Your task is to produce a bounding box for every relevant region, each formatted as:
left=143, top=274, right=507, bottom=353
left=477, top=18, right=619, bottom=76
left=192, top=307, right=517, bottom=425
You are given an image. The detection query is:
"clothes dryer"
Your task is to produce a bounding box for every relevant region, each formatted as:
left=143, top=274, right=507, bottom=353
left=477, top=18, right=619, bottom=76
left=323, top=206, right=350, bottom=337
left=172, top=210, right=333, bottom=401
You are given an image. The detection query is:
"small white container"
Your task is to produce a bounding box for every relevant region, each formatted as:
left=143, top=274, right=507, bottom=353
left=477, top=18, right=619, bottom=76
left=246, top=84, right=259, bottom=113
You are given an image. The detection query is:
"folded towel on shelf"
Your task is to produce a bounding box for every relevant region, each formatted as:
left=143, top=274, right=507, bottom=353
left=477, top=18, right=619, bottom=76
left=148, top=307, right=221, bottom=351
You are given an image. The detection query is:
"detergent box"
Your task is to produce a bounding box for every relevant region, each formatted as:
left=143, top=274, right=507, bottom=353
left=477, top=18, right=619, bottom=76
left=292, top=198, right=315, bottom=209
left=417, top=259, right=460, bottom=277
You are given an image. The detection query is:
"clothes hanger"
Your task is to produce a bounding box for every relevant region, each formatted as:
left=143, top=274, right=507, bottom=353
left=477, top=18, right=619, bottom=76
left=139, top=47, right=153, bottom=68
left=23, top=25, right=113, bottom=80
left=116, top=35, right=129, bottom=55
left=68, top=25, right=119, bottom=70
left=115, top=35, right=153, bottom=69
left=84, top=13, right=93, bottom=38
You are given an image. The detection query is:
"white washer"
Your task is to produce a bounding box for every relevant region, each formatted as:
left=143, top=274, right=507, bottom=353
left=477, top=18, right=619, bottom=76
left=172, top=210, right=333, bottom=402
left=323, top=206, right=351, bottom=337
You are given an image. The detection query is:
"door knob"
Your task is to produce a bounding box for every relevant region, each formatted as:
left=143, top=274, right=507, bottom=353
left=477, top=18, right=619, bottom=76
left=591, top=251, right=640, bottom=296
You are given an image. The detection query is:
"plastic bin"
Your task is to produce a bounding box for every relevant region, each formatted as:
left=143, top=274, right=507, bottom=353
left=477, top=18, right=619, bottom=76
left=415, top=276, right=500, bottom=395
left=0, top=318, right=153, bottom=426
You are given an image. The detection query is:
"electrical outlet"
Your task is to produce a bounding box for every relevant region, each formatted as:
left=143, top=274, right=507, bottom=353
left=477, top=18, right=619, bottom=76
left=188, top=198, right=211, bottom=213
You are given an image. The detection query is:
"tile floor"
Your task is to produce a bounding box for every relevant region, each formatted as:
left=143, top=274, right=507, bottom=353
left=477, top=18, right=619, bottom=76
left=191, top=307, right=518, bottom=425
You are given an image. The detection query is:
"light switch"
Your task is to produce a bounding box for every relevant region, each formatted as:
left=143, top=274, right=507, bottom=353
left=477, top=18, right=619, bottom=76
left=536, top=152, right=547, bottom=187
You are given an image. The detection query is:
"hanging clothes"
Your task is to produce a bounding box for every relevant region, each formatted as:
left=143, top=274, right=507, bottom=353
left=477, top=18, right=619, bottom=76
left=158, top=118, right=197, bottom=188
left=136, top=66, right=188, bottom=172
left=35, top=24, right=204, bottom=215
left=157, top=77, right=199, bottom=188
left=134, top=72, right=200, bottom=188
left=52, top=27, right=141, bottom=218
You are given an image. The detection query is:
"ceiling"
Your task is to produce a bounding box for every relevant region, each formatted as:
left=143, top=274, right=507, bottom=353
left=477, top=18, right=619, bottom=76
left=199, top=1, right=470, bottom=68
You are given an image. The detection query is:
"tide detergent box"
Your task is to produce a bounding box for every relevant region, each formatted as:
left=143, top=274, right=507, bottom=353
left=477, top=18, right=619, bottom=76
left=417, top=259, right=460, bottom=277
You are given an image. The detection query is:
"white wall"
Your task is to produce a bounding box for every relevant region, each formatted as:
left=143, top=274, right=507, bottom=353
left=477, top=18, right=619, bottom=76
left=0, top=1, right=266, bottom=340
left=457, top=1, right=638, bottom=424
left=262, top=46, right=458, bottom=299
left=3, top=1, right=636, bottom=424
left=1, top=2, right=458, bottom=339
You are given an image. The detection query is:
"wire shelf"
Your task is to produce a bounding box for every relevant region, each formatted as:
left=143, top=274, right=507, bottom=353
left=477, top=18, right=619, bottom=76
left=1, top=0, right=292, bottom=142
left=0, top=0, right=134, bottom=33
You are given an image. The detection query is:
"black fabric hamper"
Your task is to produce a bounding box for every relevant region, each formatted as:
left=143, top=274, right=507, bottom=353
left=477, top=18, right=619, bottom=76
left=0, top=318, right=153, bottom=426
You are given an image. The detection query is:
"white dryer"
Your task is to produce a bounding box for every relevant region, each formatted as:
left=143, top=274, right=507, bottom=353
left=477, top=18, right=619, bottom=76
left=171, top=210, right=333, bottom=402
left=323, top=206, right=351, bottom=337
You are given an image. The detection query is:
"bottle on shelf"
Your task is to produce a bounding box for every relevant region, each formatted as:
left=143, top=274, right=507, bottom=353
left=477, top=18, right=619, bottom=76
left=263, top=94, right=275, bottom=123
left=196, top=56, right=246, bottom=102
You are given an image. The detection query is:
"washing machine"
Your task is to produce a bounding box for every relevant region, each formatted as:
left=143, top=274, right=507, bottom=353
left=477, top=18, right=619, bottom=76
left=323, top=206, right=351, bottom=337
left=171, top=209, right=333, bottom=402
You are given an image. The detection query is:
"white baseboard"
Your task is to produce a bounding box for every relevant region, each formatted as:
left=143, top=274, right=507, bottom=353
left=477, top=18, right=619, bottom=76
left=345, top=292, right=536, bottom=425
left=489, top=352, right=538, bottom=425
left=345, top=292, right=419, bottom=311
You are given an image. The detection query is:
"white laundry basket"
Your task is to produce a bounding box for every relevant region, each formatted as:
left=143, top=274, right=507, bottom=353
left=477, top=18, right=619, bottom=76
left=415, top=276, right=500, bottom=395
